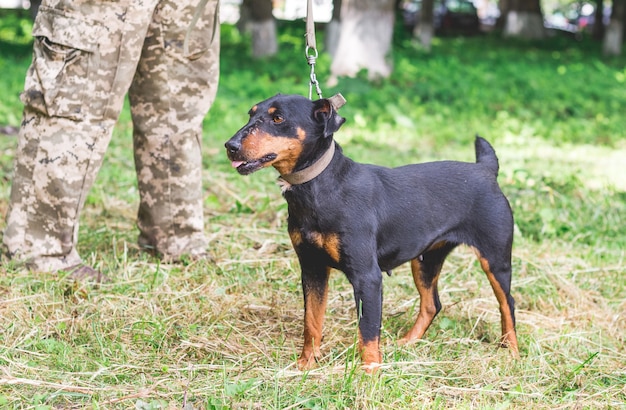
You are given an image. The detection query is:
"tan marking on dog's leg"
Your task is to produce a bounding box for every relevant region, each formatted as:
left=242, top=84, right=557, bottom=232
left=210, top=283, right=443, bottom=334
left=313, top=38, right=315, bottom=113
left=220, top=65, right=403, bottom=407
left=398, top=258, right=440, bottom=345
left=297, top=268, right=330, bottom=370
left=359, top=333, right=382, bottom=374
left=476, top=253, right=520, bottom=357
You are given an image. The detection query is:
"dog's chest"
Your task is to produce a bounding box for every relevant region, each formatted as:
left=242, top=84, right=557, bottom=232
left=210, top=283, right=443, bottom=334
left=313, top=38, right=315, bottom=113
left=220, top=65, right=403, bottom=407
left=287, top=204, right=343, bottom=265
left=288, top=225, right=341, bottom=263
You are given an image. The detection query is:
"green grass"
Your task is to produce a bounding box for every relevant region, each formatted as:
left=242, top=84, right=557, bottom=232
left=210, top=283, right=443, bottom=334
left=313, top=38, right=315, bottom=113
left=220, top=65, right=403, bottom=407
left=1, top=18, right=625, bottom=409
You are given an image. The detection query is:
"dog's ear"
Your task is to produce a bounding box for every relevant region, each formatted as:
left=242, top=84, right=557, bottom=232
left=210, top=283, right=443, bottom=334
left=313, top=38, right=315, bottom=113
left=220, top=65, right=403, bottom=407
left=313, top=98, right=346, bottom=138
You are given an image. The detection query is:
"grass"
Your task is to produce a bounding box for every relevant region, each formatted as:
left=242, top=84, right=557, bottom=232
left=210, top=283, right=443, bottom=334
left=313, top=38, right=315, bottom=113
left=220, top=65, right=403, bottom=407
left=1, top=16, right=625, bottom=409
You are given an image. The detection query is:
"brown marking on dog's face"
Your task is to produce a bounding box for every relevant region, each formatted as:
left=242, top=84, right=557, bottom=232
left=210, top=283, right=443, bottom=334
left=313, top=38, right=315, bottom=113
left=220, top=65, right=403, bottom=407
left=234, top=126, right=306, bottom=175
left=226, top=94, right=345, bottom=176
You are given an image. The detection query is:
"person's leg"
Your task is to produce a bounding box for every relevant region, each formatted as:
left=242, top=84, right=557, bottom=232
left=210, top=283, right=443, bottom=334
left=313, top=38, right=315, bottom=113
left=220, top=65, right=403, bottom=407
left=2, top=0, right=158, bottom=275
left=130, top=0, right=220, bottom=261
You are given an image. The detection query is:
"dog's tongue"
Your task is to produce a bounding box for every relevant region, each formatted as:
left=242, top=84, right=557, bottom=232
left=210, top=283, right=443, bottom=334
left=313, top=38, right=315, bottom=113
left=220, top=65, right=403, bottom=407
left=231, top=160, right=244, bottom=168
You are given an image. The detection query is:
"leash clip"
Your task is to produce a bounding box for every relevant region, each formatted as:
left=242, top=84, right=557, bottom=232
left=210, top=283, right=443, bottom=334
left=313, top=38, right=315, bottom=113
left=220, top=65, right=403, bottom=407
left=306, top=46, right=322, bottom=99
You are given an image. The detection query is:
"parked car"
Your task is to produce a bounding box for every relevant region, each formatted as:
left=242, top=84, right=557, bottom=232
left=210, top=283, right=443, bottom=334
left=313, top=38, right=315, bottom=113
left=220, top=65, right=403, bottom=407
left=401, top=0, right=481, bottom=35
left=544, top=2, right=611, bottom=34
left=0, top=0, right=40, bottom=19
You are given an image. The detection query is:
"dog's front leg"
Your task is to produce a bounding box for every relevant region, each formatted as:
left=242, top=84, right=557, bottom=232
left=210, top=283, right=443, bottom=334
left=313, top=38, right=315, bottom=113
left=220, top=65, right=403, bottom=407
left=350, top=269, right=384, bottom=373
left=297, top=265, right=331, bottom=370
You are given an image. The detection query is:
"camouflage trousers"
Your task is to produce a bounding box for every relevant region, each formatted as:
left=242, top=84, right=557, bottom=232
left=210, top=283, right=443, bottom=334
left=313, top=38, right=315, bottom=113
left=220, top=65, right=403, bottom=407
left=2, top=0, right=220, bottom=271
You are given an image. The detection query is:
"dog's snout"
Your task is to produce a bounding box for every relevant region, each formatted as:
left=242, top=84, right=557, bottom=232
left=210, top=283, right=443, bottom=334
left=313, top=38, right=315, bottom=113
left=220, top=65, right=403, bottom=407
left=225, top=138, right=241, bottom=155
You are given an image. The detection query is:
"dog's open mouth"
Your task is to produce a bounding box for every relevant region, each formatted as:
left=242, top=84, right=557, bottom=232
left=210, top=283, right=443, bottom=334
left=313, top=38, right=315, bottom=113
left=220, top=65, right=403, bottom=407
left=230, top=153, right=277, bottom=175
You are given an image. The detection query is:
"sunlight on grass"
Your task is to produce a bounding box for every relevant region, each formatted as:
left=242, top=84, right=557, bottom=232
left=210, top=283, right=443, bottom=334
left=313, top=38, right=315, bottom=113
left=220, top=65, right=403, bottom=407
left=498, top=133, right=626, bottom=191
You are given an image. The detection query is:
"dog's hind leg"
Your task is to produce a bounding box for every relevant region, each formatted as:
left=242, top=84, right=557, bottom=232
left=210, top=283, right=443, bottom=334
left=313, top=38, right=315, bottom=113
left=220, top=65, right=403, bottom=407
left=474, top=247, right=520, bottom=357
left=398, top=242, right=456, bottom=345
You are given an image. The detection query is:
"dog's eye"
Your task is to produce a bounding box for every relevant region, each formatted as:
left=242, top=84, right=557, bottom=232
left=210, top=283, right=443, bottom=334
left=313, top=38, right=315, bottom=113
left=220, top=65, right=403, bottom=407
left=272, top=115, right=284, bottom=124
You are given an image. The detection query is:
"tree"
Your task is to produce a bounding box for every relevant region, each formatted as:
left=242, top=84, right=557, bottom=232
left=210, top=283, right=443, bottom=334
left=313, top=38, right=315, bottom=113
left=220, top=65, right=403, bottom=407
left=416, top=0, right=435, bottom=51
left=243, top=0, right=278, bottom=58
left=325, top=0, right=342, bottom=58
left=496, top=0, right=511, bottom=30
left=591, top=0, right=606, bottom=40
left=603, top=0, right=625, bottom=56
left=330, top=0, right=396, bottom=81
left=503, top=0, right=546, bottom=39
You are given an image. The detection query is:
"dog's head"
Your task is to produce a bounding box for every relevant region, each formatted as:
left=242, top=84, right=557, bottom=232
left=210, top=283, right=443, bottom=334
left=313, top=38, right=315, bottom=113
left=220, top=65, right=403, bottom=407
left=225, top=94, right=345, bottom=176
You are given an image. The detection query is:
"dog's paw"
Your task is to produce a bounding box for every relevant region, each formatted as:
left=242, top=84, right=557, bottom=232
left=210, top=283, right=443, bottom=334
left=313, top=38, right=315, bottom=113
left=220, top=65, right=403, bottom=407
left=397, top=335, right=419, bottom=346
left=361, top=361, right=382, bottom=374
left=297, top=350, right=321, bottom=371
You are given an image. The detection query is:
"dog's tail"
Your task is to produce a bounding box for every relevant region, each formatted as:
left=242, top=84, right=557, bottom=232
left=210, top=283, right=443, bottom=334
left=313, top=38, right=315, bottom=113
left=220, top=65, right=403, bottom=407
left=474, top=135, right=499, bottom=176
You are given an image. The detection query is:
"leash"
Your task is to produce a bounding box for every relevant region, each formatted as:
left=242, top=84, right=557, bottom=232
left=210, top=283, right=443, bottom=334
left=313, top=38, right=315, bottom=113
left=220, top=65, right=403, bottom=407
left=276, top=0, right=344, bottom=187
left=305, top=0, right=322, bottom=99
left=305, top=0, right=346, bottom=110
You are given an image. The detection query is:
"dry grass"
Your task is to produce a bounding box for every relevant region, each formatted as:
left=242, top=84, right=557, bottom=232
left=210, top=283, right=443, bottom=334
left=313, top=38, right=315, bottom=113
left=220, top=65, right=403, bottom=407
left=1, top=159, right=624, bottom=408
left=2, top=28, right=626, bottom=407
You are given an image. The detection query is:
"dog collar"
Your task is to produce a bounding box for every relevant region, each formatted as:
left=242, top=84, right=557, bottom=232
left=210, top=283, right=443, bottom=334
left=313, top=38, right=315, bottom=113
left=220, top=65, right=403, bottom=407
left=278, top=141, right=335, bottom=185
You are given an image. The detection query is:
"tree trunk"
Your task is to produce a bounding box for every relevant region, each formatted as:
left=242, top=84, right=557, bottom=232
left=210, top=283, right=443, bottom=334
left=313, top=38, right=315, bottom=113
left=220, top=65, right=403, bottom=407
left=496, top=0, right=511, bottom=31
left=416, top=0, right=435, bottom=51
left=330, top=0, right=395, bottom=81
left=325, top=0, right=342, bottom=57
left=245, top=0, right=278, bottom=58
left=603, top=0, right=625, bottom=56
left=503, top=0, right=546, bottom=39
left=591, top=0, right=605, bottom=40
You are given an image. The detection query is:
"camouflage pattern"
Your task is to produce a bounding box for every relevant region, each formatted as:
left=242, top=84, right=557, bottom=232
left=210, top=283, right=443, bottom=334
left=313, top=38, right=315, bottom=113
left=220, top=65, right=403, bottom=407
left=2, top=0, right=220, bottom=271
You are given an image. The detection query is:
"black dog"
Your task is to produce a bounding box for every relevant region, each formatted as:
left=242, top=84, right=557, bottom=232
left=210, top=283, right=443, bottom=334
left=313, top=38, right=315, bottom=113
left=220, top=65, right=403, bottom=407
left=225, top=94, right=519, bottom=372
